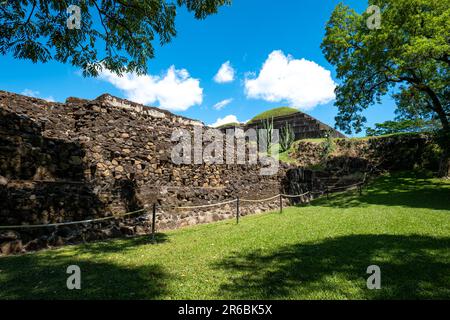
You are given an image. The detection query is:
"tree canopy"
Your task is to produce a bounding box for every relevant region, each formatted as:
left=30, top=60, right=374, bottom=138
left=0, top=0, right=231, bottom=76
left=321, top=0, right=449, bottom=135
left=366, top=119, right=440, bottom=136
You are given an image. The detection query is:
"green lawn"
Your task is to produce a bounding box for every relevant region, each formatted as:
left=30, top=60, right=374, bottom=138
left=0, top=173, right=449, bottom=299
left=248, top=106, right=299, bottom=124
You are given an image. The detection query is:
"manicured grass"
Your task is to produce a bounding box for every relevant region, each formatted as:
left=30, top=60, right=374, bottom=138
left=217, top=122, right=241, bottom=128
left=298, top=138, right=327, bottom=144
left=248, top=106, right=299, bottom=124
left=278, top=149, right=297, bottom=164
left=0, top=173, right=449, bottom=299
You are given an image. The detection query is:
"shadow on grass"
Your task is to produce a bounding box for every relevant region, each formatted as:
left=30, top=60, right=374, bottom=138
left=72, top=233, right=169, bottom=255
left=0, top=234, right=172, bottom=300
left=214, top=234, right=450, bottom=299
left=311, top=173, right=450, bottom=211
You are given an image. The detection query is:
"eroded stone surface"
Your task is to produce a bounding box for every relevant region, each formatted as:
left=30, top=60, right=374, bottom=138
left=0, top=90, right=290, bottom=255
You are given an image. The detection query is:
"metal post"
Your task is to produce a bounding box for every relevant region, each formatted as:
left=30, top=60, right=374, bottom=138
left=151, top=203, right=156, bottom=242
left=279, top=194, right=283, bottom=213
left=236, top=197, right=240, bottom=224
left=358, top=184, right=362, bottom=196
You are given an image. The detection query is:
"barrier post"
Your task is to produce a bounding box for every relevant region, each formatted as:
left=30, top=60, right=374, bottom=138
left=151, top=203, right=156, bottom=242
left=236, top=197, right=240, bottom=224
left=279, top=194, right=283, bottom=213
left=358, top=184, right=362, bottom=196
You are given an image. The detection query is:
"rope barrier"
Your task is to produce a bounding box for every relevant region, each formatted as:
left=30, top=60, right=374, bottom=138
left=0, top=209, right=146, bottom=230
left=178, top=191, right=311, bottom=208
left=0, top=176, right=368, bottom=230
left=240, top=194, right=280, bottom=203
left=280, top=191, right=310, bottom=198
left=170, top=177, right=366, bottom=211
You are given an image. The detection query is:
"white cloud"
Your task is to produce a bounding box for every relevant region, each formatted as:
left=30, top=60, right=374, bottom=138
left=209, top=115, right=240, bottom=127
left=213, top=61, right=235, bottom=83
left=213, top=98, right=233, bottom=110
left=21, top=89, right=55, bottom=102
left=21, top=89, right=40, bottom=97
left=99, top=66, right=203, bottom=111
left=244, top=50, right=336, bottom=110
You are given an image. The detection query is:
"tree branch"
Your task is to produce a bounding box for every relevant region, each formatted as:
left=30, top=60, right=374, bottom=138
left=93, top=0, right=140, bottom=50
left=93, top=0, right=113, bottom=56
left=22, top=0, right=36, bottom=26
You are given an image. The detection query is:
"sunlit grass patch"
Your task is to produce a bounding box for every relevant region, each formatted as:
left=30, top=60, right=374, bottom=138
left=0, top=173, right=449, bottom=300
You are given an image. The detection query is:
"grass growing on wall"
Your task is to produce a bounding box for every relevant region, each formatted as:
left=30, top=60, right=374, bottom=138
left=278, top=149, right=297, bottom=164
left=0, top=172, right=449, bottom=299
left=248, top=107, right=299, bottom=124
left=298, top=132, right=432, bottom=144
left=217, top=122, right=241, bottom=128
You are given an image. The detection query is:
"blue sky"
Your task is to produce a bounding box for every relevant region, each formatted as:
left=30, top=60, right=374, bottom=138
left=0, top=0, right=397, bottom=136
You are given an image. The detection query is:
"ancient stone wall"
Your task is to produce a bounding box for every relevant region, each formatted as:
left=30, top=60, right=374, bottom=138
left=289, top=133, right=441, bottom=175
left=0, top=91, right=289, bottom=254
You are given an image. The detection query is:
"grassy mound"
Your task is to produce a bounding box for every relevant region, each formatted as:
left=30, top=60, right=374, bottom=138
left=0, top=173, right=449, bottom=299
left=248, top=106, right=299, bottom=124
left=217, top=122, right=241, bottom=128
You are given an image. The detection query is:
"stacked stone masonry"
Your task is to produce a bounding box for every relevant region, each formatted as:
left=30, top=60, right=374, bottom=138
left=0, top=90, right=292, bottom=254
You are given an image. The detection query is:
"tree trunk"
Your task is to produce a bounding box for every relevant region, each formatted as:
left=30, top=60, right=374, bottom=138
left=438, top=148, right=450, bottom=178
left=421, top=87, right=449, bottom=177
left=437, top=129, right=450, bottom=178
